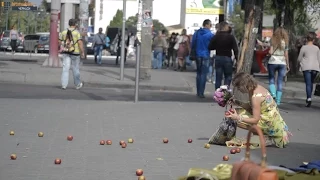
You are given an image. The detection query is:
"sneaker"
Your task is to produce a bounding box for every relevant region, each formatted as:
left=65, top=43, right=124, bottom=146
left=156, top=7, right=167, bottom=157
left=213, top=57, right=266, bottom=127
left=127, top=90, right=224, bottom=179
left=76, top=82, right=83, bottom=90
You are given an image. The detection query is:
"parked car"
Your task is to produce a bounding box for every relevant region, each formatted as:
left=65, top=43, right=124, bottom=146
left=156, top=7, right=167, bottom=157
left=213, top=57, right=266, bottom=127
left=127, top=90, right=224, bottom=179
left=37, top=34, right=50, bottom=53
left=0, top=30, right=24, bottom=51
left=23, top=34, right=40, bottom=53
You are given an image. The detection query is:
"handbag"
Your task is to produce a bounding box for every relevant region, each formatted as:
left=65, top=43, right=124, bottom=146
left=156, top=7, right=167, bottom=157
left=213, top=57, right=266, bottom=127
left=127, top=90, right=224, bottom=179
left=208, top=106, right=237, bottom=145
left=231, top=125, right=278, bottom=180
left=189, top=31, right=198, bottom=61
left=262, top=47, right=278, bottom=67
left=314, top=84, right=320, bottom=96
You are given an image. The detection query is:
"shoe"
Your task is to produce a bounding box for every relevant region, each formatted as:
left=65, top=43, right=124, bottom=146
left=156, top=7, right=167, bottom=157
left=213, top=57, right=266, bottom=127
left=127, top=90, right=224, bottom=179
left=269, top=84, right=276, bottom=98
left=198, top=94, right=205, bottom=98
left=306, top=99, right=312, bottom=107
left=76, top=82, right=83, bottom=90
left=62, top=87, right=66, bottom=90
left=276, top=91, right=282, bottom=105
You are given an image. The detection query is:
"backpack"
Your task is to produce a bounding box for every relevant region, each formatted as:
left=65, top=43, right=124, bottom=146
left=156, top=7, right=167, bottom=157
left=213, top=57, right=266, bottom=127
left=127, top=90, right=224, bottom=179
left=62, top=29, right=78, bottom=53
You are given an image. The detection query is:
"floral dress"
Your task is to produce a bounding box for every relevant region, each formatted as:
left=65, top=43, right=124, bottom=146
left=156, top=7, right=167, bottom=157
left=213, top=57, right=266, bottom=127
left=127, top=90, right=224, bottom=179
left=236, top=92, right=292, bottom=148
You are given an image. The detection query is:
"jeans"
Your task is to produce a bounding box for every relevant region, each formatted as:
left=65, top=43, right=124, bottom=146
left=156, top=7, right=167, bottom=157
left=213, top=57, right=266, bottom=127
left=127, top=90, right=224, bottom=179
left=303, top=70, right=318, bottom=99
left=268, top=64, right=286, bottom=91
left=215, top=56, right=233, bottom=89
left=207, top=57, right=216, bottom=81
left=61, top=54, right=81, bottom=88
left=153, top=49, right=163, bottom=69
left=94, top=45, right=103, bottom=64
left=167, top=50, right=177, bottom=66
left=116, top=47, right=127, bottom=65
left=196, top=57, right=210, bottom=96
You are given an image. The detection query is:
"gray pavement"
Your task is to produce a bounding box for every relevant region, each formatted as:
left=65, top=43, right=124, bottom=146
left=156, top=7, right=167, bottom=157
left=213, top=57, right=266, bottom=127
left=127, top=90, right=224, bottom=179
left=0, top=83, right=320, bottom=180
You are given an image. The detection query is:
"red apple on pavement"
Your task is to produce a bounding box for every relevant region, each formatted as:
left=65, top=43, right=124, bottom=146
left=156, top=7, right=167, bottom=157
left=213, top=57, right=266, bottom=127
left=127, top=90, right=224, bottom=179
left=106, top=140, right=112, bottom=145
left=230, top=148, right=237, bottom=154
left=236, top=147, right=241, bottom=153
left=136, top=169, right=143, bottom=176
left=188, top=139, right=193, bottom=143
left=223, top=155, right=229, bottom=161
left=54, top=158, right=61, bottom=164
left=67, top=135, right=73, bottom=141
left=121, top=142, right=127, bottom=148
left=10, top=154, right=17, bottom=160
left=163, top=138, right=169, bottom=143
left=138, top=176, right=146, bottom=180
left=229, top=109, right=235, bottom=113
left=100, top=140, right=105, bottom=145
left=120, top=140, right=125, bottom=145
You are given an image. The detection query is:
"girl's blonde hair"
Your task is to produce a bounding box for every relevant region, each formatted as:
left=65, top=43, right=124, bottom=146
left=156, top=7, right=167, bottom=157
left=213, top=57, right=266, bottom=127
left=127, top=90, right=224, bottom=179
left=232, top=72, right=258, bottom=97
left=271, top=27, right=289, bottom=50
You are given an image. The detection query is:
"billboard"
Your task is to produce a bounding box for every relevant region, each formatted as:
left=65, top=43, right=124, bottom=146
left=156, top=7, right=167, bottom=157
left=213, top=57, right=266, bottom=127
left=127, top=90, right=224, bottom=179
left=186, top=0, right=224, bottom=15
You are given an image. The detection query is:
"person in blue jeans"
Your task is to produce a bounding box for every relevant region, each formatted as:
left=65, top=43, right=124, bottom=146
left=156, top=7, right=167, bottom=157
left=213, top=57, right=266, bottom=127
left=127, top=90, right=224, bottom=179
left=208, top=22, right=239, bottom=90
left=152, top=31, right=167, bottom=69
left=191, top=19, right=214, bottom=98
left=93, top=28, right=106, bottom=65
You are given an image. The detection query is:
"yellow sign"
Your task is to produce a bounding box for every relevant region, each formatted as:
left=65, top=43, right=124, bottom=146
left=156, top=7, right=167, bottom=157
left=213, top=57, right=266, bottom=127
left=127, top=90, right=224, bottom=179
left=186, top=8, right=224, bottom=15
left=1, top=2, right=34, bottom=7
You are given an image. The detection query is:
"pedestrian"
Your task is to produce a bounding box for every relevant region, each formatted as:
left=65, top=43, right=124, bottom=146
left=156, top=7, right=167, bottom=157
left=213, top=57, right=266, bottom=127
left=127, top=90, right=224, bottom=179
left=175, top=29, right=190, bottom=71
left=167, top=33, right=178, bottom=68
left=297, top=32, right=320, bottom=107
left=152, top=31, right=167, bottom=69
left=191, top=19, right=214, bottom=98
left=267, top=27, right=290, bottom=105
left=93, top=27, right=106, bottom=65
left=60, top=19, right=85, bottom=90
left=208, top=21, right=239, bottom=90
left=115, top=28, right=129, bottom=65
left=10, top=25, right=19, bottom=54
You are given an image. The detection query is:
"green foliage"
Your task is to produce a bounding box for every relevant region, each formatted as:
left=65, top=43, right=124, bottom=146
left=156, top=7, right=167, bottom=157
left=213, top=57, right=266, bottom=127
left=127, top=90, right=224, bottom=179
left=152, top=19, right=166, bottom=32
left=41, top=0, right=50, bottom=12
left=109, top=9, right=123, bottom=28
left=229, top=3, right=245, bottom=41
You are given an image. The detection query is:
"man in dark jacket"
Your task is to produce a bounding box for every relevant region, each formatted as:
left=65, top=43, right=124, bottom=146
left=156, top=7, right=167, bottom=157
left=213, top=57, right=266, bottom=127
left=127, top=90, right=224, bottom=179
left=191, top=19, right=214, bottom=98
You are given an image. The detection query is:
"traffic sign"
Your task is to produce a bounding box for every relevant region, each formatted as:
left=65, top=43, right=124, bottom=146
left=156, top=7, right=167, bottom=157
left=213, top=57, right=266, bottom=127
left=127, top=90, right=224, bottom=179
left=12, top=6, right=38, bottom=11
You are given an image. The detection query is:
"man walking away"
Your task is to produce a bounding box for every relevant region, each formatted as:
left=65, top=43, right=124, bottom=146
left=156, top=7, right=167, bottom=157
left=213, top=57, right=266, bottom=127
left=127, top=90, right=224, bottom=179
left=115, top=29, right=129, bottom=65
left=192, top=19, right=214, bottom=98
left=93, top=27, right=106, bottom=65
left=10, top=26, right=18, bottom=54
left=60, top=19, right=85, bottom=90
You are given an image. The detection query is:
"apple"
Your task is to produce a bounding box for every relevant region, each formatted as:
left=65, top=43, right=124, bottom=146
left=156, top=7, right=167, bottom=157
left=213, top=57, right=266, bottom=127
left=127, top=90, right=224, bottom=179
left=188, top=139, right=193, bottom=143
left=230, top=148, right=237, bottom=154
left=204, top=143, right=210, bottom=149
left=119, top=140, right=125, bottom=145
left=128, top=138, right=134, bottom=143
left=106, top=140, right=112, bottom=145
left=236, top=147, right=241, bottom=153
left=9, top=131, right=14, bottom=136
left=100, top=140, right=105, bottom=145
left=229, top=109, right=235, bottom=113
left=121, top=142, right=127, bottom=148
left=225, top=112, right=230, bottom=116
left=38, top=132, right=44, bottom=137
left=138, top=176, right=146, bottom=180
left=54, top=158, right=61, bottom=164
left=136, top=169, right=143, bottom=176
left=10, top=154, right=17, bottom=160
left=67, top=135, right=73, bottom=141
left=163, top=138, right=169, bottom=143
left=223, top=155, right=229, bottom=161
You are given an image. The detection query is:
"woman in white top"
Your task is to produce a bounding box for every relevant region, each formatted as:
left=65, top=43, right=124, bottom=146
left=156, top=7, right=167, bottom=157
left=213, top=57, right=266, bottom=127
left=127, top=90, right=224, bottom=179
left=268, top=27, right=290, bottom=105
left=297, top=32, right=320, bottom=107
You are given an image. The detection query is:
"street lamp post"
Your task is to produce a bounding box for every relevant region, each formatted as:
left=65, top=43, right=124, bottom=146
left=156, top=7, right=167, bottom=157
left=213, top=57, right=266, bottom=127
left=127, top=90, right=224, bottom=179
left=120, top=0, right=127, bottom=81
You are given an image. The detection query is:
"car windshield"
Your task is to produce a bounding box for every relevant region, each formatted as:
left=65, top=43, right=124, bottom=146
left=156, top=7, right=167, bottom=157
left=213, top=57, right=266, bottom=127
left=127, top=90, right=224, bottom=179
left=40, top=36, right=49, bottom=41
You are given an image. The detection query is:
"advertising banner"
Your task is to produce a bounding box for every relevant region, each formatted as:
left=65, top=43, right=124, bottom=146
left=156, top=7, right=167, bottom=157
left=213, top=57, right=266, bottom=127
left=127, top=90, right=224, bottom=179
left=186, top=0, right=224, bottom=15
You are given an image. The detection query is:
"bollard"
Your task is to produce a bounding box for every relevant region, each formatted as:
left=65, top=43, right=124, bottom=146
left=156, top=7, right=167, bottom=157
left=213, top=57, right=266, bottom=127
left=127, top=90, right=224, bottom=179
left=134, top=45, right=141, bottom=103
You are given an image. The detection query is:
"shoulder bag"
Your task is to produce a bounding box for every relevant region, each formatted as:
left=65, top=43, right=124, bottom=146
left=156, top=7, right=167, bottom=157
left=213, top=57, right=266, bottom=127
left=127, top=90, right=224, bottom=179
left=262, top=47, right=278, bottom=67
left=231, top=125, right=279, bottom=180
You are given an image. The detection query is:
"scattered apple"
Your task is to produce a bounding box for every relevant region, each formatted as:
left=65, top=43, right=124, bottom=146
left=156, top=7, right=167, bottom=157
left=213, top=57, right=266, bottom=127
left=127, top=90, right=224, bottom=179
left=121, top=142, right=127, bottom=148
left=10, top=154, right=17, bottom=160
left=100, top=140, right=105, bottom=145
left=136, top=169, right=143, bottom=176
left=119, top=140, right=125, bottom=145
left=204, top=143, right=210, bottom=149
left=9, top=131, right=14, bottom=136
left=138, top=176, right=146, bottom=180
left=223, top=155, right=229, bottom=161
left=67, top=135, right=73, bottom=141
left=225, top=112, right=231, bottom=116
left=106, top=140, right=112, bottom=145
left=163, top=138, right=169, bottom=143
left=235, top=147, right=241, bottom=153
left=188, top=139, right=193, bottom=143
left=230, top=148, right=237, bottom=154
left=128, top=138, right=134, bottom=143
left=54, top=158, right=61, bottom=164
left=38, top=132, right=44, bottom=137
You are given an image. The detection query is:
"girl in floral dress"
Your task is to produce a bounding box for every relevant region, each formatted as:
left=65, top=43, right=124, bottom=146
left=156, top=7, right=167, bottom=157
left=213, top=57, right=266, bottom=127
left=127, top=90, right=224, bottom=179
left=226, top=72, right=292, bottom=148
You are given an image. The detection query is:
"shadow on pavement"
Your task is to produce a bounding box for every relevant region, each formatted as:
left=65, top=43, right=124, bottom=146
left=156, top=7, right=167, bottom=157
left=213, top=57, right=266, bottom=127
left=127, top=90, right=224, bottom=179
left=250, top=142, right=320, bottom=167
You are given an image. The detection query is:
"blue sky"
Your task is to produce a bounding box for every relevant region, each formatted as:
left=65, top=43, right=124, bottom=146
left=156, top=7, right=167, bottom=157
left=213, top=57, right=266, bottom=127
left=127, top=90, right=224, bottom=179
left=29, top=0, right=41, bottom=5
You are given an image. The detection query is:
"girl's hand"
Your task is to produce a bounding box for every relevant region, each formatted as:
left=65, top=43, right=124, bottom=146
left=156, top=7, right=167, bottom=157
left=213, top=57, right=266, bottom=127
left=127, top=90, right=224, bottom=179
left=225, top=109, right=239, bottom=121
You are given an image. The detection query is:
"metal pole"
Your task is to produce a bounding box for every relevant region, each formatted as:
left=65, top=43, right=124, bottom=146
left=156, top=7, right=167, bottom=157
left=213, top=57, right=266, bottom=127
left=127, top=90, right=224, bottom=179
left=79, top=0, right=89, bottom=59
left=5, top=8, right=8, bottom=30
left=120, top=0, right=126, bottom=81
left=134, top=44, right=141, bottom=103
